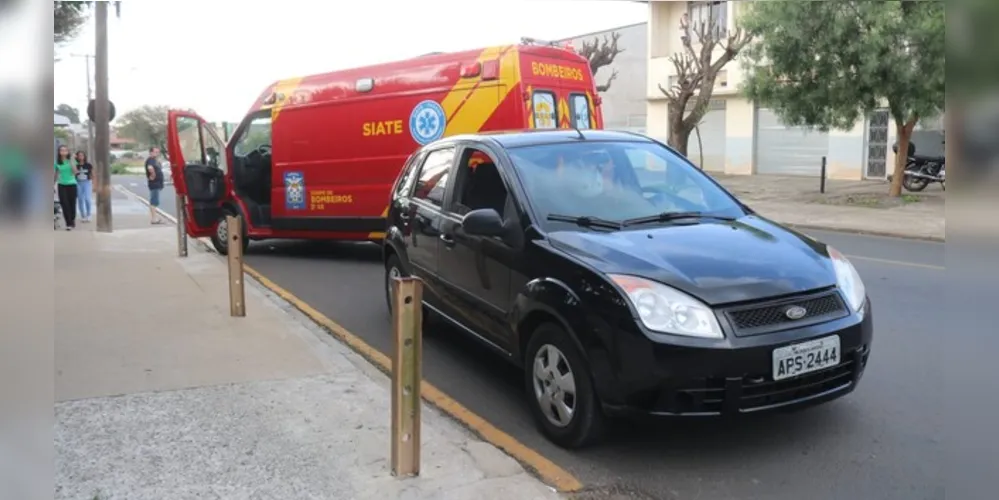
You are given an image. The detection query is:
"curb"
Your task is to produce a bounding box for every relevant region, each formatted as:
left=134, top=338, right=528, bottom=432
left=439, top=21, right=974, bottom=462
left=782, top=222, right=945, bottom=243
left=113, top=184, right=585, bottom=494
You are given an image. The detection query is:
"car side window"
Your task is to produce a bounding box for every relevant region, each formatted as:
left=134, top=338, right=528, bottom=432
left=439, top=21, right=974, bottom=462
left=412, top=147, right=455, bottom=207
left=450, top=146, right=509, bottom=218
left=175, top=116, right=205, bottom=166
left=200, top=122, right=228, bottom=173
left=233, top=115, right=273, bottom=158
left=393, top=152, right=424, bottom=198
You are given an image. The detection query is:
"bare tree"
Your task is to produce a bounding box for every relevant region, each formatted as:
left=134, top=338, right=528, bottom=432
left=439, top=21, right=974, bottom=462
left=579, top=32, right=624, bottom=93
left=657, top=12, right=752, bottom=156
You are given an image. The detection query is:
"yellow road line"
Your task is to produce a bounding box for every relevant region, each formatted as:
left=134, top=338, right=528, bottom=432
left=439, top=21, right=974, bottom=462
left=116, top=184, right=583, bottom=493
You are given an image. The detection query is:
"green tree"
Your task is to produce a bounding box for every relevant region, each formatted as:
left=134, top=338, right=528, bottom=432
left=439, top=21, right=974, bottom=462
left=115, top=105, right=169, bottom=152
left=739, top=0, right=945, bottom=197
left=55, top=103, right=81, bottom=124
left=54, top=1, right=89, bottom=46
left=53, top=1, right=120, bottom=52
left=54, top=127, right=71, bottom=145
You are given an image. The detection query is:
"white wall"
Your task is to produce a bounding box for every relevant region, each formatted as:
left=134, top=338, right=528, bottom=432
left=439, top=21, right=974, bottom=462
left=563, top=22, right=648, bottom=132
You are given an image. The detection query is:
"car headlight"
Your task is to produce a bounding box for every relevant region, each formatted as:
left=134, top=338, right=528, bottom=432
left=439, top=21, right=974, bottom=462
left=608, top=274, right=723, bottom=339
left=828, top=246, right=866, bottom=312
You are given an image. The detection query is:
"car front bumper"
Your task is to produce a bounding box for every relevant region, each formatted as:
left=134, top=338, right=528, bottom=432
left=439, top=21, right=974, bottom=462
left=596, top=300, right=874, bottom=417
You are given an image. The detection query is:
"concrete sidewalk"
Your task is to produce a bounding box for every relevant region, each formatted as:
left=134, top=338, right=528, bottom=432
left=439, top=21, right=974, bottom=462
left=54, top=195, right=559, bottom=500
left=710, top=173, right=945, bottom=241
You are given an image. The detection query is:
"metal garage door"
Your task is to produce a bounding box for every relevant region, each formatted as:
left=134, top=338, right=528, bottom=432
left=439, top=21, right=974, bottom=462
left=755, top=107, right=829, bottom=176
left=686, top=99, right=727, bottom=172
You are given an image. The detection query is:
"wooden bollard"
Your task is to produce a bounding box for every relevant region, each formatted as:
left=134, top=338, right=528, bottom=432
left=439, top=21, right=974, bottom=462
left=390, top=277, right=423, bottom=477
left=176, top=194, right=188, bottom=257
left=226, top=215, right=245, bottom=317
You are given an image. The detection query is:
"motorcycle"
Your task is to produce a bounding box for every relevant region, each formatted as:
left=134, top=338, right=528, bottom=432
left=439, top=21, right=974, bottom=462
left=889, top=141, right=945, bottom=192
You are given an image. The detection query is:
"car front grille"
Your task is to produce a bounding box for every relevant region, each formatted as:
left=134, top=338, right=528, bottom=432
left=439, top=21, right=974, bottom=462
left=647, top=345, right=870, bottom=416
left=722, top=289, right=850, bottom=337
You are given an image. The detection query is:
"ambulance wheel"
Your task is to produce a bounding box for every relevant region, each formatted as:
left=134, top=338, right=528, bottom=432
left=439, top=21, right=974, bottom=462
left=210, top=211, right=249, bottom=256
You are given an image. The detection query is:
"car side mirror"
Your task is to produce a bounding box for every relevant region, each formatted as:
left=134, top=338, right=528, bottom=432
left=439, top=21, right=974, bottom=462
left=461, top=208, right=504, bottom=237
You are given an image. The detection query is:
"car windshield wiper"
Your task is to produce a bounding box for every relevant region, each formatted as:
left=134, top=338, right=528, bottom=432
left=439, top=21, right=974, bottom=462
left=546, top=213, right=623, bottom=230
left=622, top=211, right=737, bottom=227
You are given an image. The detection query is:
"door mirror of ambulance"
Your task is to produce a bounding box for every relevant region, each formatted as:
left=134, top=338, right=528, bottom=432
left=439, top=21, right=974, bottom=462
left=461, top=208, right=505, bottom=237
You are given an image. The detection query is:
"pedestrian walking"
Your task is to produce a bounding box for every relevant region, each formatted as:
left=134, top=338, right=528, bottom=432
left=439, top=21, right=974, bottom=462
left=54, top=145, right=78, bottom=230
left=74, top=150, right=94, bottom=223
left=145, top=146, right=165, bottom=224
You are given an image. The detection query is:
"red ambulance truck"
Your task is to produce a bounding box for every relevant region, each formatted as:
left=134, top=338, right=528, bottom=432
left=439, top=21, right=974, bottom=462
left=166, top=39, right=604, bottom=254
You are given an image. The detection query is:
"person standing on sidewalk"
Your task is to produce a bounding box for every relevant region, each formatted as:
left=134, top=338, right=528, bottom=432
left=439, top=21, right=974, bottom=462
left=54, top=145, right=78, bottom=230
left=145, top=147, right=165, bottom=225
left=74, top=151, right=94, bottom=223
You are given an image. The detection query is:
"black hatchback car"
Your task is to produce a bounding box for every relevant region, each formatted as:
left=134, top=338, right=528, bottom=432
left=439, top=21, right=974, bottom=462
left=382, top=130, right=873, bottom=448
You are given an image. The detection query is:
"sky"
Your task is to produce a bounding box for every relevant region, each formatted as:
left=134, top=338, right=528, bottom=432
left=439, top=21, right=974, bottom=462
left=52, top=0, right=648, bottom=124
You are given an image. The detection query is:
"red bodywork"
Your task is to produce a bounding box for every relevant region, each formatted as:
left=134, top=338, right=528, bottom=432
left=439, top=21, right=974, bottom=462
left=167, top=43, right=603, bottom=243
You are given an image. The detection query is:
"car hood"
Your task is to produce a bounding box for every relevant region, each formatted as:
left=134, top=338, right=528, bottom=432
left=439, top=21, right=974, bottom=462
left=546, top=216, right=836, bottom=305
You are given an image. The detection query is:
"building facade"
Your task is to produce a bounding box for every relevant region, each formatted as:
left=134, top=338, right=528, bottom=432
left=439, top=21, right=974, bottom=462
left=646, top=0, right=943, bottom=180
left=560, top=22, right=648, bottom=133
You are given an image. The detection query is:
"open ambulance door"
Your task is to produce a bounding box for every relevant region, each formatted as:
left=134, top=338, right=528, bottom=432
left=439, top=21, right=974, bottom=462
left=166, top=109, right=230, bottom=238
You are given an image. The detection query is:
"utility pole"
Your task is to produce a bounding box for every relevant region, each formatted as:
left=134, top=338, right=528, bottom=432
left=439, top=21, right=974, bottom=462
left=94, top=2, right=112, bottom=232
left=69, top=54, right=94, bottom=159
left=83, top=56, right=94, bottom=162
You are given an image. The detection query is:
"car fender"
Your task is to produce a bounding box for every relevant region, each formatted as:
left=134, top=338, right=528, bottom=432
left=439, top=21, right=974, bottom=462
left=383, top=225, right=411, bottom=271
left=512, top=276, right=586, bottom=356
left=511, top=275, right=624, bottom=401
left=511, top=276, right=618, bottom=364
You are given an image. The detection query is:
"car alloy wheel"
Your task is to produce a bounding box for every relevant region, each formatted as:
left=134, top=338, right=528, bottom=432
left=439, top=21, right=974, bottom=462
left=532, top=344, right=577, bottom=428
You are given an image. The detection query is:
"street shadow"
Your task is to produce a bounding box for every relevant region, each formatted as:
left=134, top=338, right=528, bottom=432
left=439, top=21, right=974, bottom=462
left=245, top=239, right=382, bottom=264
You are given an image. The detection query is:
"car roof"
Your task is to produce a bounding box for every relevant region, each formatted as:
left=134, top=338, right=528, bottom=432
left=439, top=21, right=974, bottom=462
left=437, top=129, right=654, bottom=150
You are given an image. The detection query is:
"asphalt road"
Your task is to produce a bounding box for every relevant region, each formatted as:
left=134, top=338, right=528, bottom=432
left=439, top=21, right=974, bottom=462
left=118, top=176, right=964, bottom=499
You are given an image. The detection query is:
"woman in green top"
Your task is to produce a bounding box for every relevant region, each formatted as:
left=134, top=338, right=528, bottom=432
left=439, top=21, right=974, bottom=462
left=54, top=145, right=79, bottom=230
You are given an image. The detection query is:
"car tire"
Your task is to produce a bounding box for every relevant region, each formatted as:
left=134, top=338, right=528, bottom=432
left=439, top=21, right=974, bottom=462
left=210, top=210, right=249, bottom=256
left=385, top=254, right=436, bottom=331
left=384, top=254, right=407, bottom=316
left=524, top=322, right=605, bottom=449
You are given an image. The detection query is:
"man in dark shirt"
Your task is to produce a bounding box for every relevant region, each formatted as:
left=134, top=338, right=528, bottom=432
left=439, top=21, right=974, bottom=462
left=145, top=147, right=165, bottom=224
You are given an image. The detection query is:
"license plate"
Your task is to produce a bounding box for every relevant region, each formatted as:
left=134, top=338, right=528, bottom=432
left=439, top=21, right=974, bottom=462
left=772, top=335, right=840, bottom=381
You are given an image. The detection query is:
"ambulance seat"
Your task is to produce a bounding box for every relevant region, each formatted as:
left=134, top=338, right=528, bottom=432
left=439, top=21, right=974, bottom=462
left=238, top=149, right=272, bottom=204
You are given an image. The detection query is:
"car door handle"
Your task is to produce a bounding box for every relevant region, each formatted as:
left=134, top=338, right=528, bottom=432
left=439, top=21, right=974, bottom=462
left=439, top=233, right=455, bottom=247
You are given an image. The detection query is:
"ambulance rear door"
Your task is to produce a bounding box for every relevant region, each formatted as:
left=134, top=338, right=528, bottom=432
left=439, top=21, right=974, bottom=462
left=521, top=52, right=583, bottom=130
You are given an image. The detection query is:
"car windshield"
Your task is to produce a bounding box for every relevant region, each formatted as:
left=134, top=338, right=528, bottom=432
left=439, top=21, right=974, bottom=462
left=506, top=140, right=746, bottom=229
